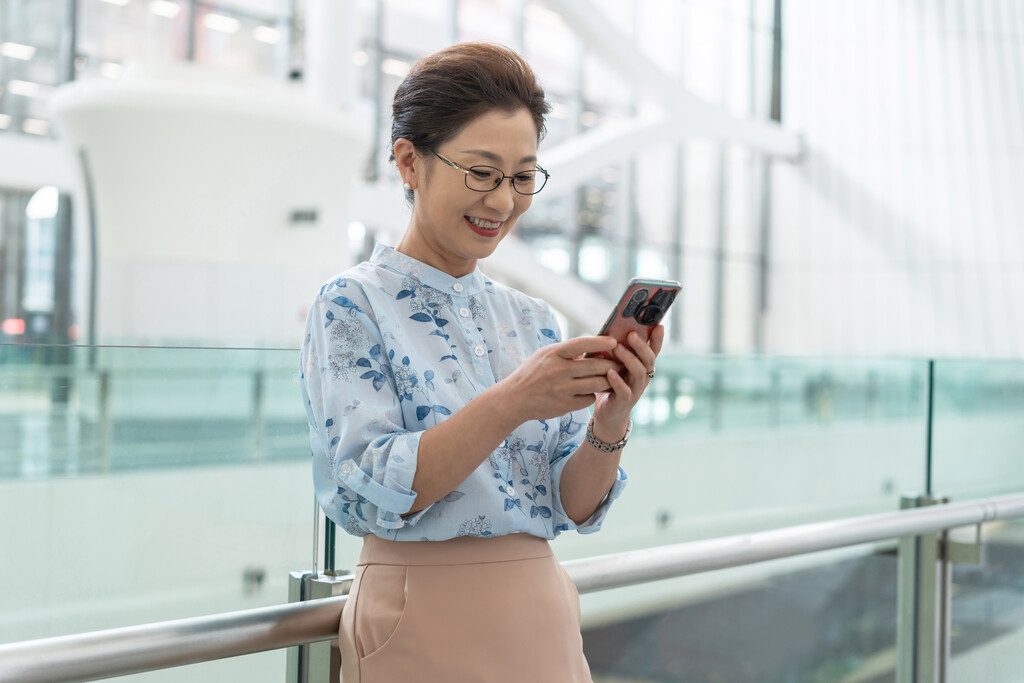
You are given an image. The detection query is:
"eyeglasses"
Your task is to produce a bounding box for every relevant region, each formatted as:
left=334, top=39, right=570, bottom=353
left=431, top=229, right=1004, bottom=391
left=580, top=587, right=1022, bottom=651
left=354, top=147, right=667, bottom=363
left=430, top=150, right=550, bottom=195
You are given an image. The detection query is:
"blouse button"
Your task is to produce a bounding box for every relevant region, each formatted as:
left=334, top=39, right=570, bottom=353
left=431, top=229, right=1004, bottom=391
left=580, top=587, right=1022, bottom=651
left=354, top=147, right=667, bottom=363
left=452, top=282, right=464, bottom=293
left=340, top=461, right=353, bottom=475
left=506, top=486, right=516, bottom=498
left=459, top=307, right=470, bottom=317
left=474, top=345, right=485, bottom=357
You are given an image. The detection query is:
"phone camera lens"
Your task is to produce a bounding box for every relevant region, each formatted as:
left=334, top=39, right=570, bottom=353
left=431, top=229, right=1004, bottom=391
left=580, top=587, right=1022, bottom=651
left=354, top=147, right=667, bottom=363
left=622, top=288, right=649, bottom=318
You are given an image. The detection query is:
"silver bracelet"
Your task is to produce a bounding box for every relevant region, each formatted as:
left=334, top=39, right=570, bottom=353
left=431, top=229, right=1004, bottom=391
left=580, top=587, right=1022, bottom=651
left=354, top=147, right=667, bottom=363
left=585, top=417, right=632, bottom=453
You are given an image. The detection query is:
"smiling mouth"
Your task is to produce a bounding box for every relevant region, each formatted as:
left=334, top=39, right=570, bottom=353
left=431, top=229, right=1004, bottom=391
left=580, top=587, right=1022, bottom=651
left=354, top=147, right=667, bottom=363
left=465, top=216, right=504, bottom=237
left=466, top=216, right=503, bottom=230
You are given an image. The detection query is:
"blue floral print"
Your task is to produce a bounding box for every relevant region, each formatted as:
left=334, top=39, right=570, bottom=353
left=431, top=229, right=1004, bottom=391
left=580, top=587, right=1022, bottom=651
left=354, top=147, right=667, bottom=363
left=300, top=244, right=627, bottom=541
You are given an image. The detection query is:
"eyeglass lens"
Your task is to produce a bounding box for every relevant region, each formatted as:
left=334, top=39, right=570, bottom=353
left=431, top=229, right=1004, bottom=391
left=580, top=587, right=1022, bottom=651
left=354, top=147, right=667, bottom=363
left=465, top=166, right=546, bottom=195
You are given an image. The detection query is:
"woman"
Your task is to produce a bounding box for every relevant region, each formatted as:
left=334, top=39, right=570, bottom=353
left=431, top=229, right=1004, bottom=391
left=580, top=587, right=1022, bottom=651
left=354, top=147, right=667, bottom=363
left=300, top=42, right=664, bottom=682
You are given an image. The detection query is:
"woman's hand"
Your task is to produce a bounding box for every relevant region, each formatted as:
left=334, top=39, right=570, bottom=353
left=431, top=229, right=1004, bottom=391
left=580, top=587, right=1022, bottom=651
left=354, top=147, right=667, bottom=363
left=500, top=336, right=622, bottom=424
left=590, top=326, right=665, bottom=443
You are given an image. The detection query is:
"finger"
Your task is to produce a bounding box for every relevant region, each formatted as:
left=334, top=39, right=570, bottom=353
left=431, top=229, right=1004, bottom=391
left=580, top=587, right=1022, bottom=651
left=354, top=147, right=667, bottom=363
left=569, top=357, right=621, bottom=378
left=574, top=375, right=612, bottom=394
left=605, top=367, right=633, bottom=401
left=626, top=331, right=657, bottom=371
left=649, top=325, right=666, bottom=356
left=555, top=335, right=618, bottom=359
left=568, top=393, right=597, bottom=411
left=614, top=342, right=648, bottom=381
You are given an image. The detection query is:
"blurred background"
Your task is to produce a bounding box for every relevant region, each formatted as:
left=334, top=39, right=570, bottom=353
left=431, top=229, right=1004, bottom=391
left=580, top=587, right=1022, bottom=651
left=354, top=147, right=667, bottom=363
left=1, top=0, right=1020, bottom=356
left=1, top=1, right=1024, bottom=682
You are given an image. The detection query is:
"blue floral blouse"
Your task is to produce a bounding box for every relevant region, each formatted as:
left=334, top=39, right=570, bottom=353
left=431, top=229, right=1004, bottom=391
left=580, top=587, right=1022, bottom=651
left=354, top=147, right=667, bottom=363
left=299, top=244, right=628, bottom=541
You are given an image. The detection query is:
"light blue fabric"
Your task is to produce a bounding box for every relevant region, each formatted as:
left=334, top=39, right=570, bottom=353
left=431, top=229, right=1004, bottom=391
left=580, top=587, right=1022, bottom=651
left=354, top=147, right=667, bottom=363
left=300, top=244, right=628, bottom=541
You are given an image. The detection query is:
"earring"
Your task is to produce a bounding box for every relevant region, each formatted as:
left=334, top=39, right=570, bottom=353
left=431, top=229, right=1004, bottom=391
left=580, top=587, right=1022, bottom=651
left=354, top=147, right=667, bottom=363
left=403, top=182, right=412, bottom=191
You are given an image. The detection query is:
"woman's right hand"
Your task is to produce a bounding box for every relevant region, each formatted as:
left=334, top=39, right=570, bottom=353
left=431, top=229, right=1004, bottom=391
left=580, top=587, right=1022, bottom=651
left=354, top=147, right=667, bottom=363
left=499, top=336, right=622, bottom=423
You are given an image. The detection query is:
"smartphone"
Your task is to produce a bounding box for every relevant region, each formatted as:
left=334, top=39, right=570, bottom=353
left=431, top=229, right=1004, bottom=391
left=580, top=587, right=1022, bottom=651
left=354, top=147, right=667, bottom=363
left=587, top=278, right=681, bottom=360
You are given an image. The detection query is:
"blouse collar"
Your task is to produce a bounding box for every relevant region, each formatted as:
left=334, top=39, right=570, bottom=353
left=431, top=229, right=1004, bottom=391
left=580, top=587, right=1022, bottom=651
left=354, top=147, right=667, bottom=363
left=370, top=243, right=488, bottom=296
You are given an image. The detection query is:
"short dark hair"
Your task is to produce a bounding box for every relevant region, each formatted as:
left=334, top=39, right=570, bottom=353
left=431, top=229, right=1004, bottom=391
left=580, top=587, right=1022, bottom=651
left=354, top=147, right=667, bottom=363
left=390, top=43, right=550, bottom=199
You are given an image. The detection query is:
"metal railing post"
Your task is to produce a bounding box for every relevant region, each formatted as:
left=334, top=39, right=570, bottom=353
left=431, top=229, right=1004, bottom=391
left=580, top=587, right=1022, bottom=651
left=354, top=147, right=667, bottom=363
left=897, top=493, right=962, bottom=683
left=98, top=369, right=111, bottom=473
left=252, top=368, right=265, bottom=462
left=287, top=498, right=351, bottom=683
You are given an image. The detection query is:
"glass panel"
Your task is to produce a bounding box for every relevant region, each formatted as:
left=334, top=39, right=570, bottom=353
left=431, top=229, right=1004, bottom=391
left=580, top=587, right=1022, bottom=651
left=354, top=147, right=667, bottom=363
left=1, top=344, right=937, bottom=682
left=948, top=518, right=1024, bottom=681
left=574, top=358, right=925, bottom=682
left=0, top=343, right=346, bottom=676
left=934, top=358, right=1024, bottom=680
left=931, top=359, right=1024, bottom=499
left=555, top=353, right=928, bottom=652
left=0, top=344, right=309, bottom=476
left=584, top=546, right=900, bottom=683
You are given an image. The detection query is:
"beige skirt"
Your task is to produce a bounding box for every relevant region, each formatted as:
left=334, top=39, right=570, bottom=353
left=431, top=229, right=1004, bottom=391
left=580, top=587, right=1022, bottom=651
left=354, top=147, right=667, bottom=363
left=339, top=533, right=592, bottom=682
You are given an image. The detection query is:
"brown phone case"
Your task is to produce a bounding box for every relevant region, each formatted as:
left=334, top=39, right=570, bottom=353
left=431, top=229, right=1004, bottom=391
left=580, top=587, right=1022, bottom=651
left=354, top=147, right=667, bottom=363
left=587, top=278, right=680, bottom=360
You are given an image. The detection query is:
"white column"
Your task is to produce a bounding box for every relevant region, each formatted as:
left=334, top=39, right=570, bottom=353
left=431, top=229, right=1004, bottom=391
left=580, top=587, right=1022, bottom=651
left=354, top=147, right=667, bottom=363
left=305, top=0, right=357, bottom=109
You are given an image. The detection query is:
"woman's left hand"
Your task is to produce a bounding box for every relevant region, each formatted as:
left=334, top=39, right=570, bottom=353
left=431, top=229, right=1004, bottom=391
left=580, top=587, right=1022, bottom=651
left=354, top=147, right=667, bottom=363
left=590, top=325, right=665, bottom=440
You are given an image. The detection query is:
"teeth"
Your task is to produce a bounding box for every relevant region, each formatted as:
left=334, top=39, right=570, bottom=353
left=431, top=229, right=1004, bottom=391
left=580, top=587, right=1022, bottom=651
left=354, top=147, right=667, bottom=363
left=467, top=216, right=501, bottom=229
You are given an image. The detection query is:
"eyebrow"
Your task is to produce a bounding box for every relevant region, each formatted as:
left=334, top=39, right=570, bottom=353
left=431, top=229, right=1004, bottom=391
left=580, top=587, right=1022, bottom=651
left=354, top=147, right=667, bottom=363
left=459, top=149, right=538, bottom=165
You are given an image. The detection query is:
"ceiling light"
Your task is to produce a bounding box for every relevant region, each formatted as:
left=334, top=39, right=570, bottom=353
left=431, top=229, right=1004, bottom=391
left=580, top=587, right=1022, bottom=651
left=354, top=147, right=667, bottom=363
left=352, top=50, right=369, bottom=67
left=22, top=118, right=50, bottom=136
left=26, top=186, right=60, bottom=220
left=149, top=0, right=180, bottom=18
left=0, top=114, right=10, bottom=129
left=8, top=80, right=45, bottom=97
left=380, top=58, right=410, bottom=78
left=204, top=13, right=241, bottom=34
left=0, top=42, right=36, bottom=60
left=100, top=0, right=132, bottom=6
left=253, top=26, right=280, bottom=44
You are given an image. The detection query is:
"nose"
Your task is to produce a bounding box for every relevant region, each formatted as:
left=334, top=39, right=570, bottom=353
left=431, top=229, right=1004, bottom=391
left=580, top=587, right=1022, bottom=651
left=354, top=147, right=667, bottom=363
left=482, top=178, right=516, bottom=214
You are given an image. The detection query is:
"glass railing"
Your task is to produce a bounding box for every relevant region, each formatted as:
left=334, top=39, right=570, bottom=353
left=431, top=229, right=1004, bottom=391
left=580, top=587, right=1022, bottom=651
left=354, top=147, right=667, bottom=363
left=1, top=345, right=1023, bottom=682
left=932, top=360, right=1024, bottom=683
left=0, top=344, right=309, bottom=478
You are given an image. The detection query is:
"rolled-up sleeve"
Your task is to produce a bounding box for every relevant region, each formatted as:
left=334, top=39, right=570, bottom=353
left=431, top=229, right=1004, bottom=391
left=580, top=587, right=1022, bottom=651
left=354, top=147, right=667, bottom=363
left=300, top=284, right=431, bottom=535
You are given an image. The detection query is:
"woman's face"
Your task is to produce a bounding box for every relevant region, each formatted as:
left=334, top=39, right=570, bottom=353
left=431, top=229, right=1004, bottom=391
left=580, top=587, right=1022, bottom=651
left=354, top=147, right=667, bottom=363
left=397, top=108, right=539, bottom=277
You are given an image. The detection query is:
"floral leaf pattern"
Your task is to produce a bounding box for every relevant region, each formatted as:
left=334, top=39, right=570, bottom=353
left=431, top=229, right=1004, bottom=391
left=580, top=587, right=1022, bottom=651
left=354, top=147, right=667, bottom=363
left=299, top=244, right=627, bottom=543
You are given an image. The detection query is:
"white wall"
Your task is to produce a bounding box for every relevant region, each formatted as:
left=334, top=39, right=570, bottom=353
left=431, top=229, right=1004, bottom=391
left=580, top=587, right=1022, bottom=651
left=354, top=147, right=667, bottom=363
left=767, top=0, right=1024, bottom=358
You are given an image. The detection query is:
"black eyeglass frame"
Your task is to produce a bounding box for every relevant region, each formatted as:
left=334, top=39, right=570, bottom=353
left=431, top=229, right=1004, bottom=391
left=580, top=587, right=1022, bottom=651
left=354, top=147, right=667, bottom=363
left=429, top=149, right=550, bottom=195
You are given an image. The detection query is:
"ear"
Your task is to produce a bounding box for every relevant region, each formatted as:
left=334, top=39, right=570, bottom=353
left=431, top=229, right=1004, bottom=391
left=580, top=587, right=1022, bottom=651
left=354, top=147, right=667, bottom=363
left=394, top=138, right=420, bottom=189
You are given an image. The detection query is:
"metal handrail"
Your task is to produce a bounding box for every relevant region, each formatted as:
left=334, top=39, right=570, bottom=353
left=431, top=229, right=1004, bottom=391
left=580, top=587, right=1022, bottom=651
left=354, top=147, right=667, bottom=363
left=3, top=491, right=1024, bottom=683
left=0, top=596, right=347, bottom=683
